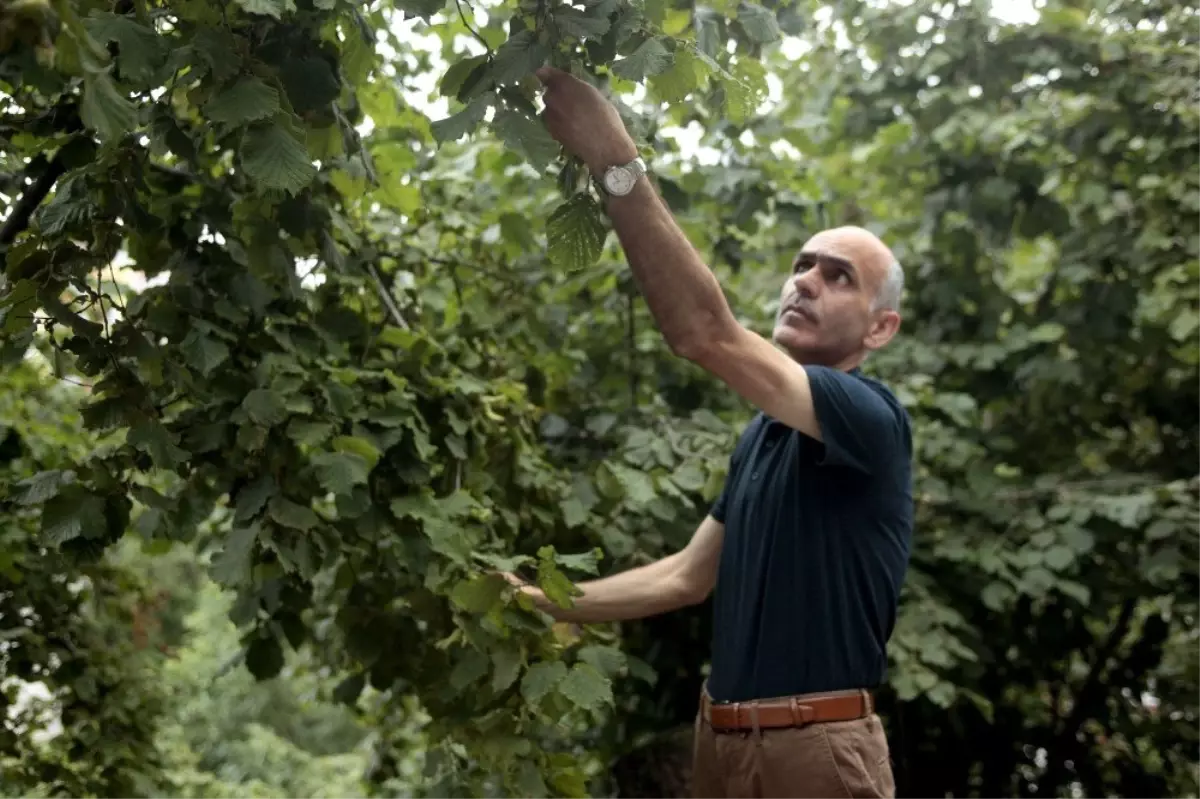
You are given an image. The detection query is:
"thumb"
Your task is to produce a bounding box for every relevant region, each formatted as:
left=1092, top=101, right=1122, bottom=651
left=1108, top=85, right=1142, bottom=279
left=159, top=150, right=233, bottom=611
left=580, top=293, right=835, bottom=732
left=534, top=66, right=566, bottom=85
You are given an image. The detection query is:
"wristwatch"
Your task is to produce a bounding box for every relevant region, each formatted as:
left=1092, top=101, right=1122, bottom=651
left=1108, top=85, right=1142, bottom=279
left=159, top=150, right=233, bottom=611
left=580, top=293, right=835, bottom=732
left=593, top=156, right=647, bottom=198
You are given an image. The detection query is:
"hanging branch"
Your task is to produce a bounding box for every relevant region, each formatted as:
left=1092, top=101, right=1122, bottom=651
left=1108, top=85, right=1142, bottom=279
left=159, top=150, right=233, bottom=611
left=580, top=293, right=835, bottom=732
left=0, top=154, right=66, bottom=250
left=366, top=263, right=409, bottom=329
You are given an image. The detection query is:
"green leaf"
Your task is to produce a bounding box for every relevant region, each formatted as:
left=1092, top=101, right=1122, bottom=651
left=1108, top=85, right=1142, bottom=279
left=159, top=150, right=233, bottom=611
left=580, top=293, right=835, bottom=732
left=81, top=73, right=138, bottom=141
left=492, top=646, right=524, bottom=692
left=439, top=54, right=489, bottom=99
left=488, top=31, right=548, bottom=86
left=332, top=435, right=382, bottom=468
left=42, top=485, right=105, bottom=546
left=268, top=496, right=320, bottom=531
left=332, top=673, right=366, bottom=705
left=649, top=47, right=710, bottom=102
left=240, top=117, right=317, bottom=194
left=577, top=644, right=626, bottom=677
left=737, top=2, right=781, bottom=43
left=311, top=451, right=370, bottom=496
left=83, top=12, right=168, bottom=85
left=450, top=574, right=507, bottom=613
left=235, top=475, right=277, bottom=524
left=211, top=525, right=259, bottom=587
left=555, top=548, right=603, bottom=575
left=611, top=37, right=673, bottom=82
left=235, top=0, right=296, bottom=18
left=516, top=761, right=549, bottom=798
left=180, top=328, right=231, bottom=376
left=491, top=109, right=561, bottom=173
left=127, top=420, right=188, bottom=468
left=245, top=634, right=285, bottom=679
left=558, top=662, right=612, bottom=710
left=560, top=496, right=589, bottom=528
left=280, top=56, right=341, bottom=114
left=205, top=77, right=281, bottom=126
left=553, top=7, right=612, bottom=39
left=17, top=470, right=75, bottom=505
left=242, top=388, right=288, bottom=427
left=521, top=660, right=567, bottom=704
left=431, top=95, right=491, bottom=144
left=546, top=195, right=607, bottom=269
left=450, top=647, right=490, bottom=689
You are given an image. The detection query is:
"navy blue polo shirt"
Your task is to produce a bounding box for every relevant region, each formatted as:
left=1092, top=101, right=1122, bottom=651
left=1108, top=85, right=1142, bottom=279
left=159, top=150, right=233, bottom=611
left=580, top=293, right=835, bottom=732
left=707, top=365, right=913, bottom=703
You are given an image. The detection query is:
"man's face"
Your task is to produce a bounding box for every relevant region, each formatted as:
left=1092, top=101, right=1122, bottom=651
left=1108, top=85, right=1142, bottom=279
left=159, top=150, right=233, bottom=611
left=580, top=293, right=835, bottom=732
left=772, top=227, right=901, bottom=368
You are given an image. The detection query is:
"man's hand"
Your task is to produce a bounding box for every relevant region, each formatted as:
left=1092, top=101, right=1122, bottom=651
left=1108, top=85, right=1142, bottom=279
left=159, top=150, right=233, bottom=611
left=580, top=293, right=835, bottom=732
left=535, top=66, right=638, bottom=175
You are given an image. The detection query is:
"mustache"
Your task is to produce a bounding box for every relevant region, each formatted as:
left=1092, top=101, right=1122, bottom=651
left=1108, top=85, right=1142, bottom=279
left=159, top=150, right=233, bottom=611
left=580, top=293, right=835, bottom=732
left=780, top=298, right=819, bottom=323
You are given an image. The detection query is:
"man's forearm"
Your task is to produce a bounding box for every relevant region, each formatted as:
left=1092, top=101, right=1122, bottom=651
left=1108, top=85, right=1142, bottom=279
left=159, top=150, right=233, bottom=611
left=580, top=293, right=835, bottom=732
left=604, top=179, right=735, bottom=354
left=521, top=552, right=699, bottom=623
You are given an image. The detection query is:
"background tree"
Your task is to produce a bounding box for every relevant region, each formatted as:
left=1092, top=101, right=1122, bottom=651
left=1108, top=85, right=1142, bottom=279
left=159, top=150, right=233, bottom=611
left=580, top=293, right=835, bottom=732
left=0, top=0, right=1195, bottom=796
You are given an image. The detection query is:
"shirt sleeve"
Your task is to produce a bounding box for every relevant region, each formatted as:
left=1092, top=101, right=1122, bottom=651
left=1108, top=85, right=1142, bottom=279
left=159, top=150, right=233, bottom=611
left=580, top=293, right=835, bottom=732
left=804, top=366, right=907, bottom=475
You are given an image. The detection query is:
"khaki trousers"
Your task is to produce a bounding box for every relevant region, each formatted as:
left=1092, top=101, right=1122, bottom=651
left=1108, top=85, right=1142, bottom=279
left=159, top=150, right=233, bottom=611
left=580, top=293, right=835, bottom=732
left=691, top=700, right=896, bottom=798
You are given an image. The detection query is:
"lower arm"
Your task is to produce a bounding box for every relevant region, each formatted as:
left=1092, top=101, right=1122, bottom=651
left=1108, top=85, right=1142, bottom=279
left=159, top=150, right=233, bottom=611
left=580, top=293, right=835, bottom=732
left=603, top=179, right=735, bottom=354
left=523, top=553, right=700, bottom=624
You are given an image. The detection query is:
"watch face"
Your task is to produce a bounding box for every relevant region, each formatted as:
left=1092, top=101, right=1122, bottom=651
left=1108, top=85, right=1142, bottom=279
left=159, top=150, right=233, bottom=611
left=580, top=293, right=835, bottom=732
left=604, top=166, right=637, bottom=195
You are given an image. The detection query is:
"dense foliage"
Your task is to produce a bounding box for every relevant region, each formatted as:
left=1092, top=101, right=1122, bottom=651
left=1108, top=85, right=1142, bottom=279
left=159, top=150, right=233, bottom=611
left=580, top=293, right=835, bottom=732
left=1, top=0, right=1196, bottom=796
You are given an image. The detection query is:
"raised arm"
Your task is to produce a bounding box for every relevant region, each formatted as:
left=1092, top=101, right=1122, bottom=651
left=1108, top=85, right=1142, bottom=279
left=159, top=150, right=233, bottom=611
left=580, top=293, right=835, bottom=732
left=514, top=514, right=724, bottom=624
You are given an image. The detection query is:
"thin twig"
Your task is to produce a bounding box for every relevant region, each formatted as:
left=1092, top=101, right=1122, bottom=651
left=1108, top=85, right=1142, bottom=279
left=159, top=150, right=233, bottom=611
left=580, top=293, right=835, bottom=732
left=366, top=263, right=408, bottom=329
left=454, top=0, right=492, bottom=53
left=0, top=154, right=66, bottom=249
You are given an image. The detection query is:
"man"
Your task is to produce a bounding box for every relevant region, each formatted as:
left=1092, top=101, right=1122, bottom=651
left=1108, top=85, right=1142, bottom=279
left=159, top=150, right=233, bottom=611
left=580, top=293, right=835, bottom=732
left=513, top=67, right=914, bottom=799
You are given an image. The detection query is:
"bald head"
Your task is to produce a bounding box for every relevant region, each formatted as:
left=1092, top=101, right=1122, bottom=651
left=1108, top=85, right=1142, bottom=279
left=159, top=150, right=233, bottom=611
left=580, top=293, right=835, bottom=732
left=773, top=226, right=904, bottom=369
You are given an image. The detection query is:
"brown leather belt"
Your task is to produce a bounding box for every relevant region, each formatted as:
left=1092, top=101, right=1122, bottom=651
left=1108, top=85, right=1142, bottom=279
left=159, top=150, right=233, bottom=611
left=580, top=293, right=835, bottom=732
left=701, top=688, right=874, bottom=731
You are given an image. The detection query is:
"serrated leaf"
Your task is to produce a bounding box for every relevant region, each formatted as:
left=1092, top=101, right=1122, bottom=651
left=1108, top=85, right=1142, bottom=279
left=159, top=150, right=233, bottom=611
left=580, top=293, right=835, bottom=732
left=555, top=548, right=602, bottom=575
left=332, top=435, right=382, bottom=468
left=521, top=660, right=567, bottom=704
left=440, top=54, right=489, bottom=98
left=268, top=496, right=319, bottom=530
left=491, top=109, right=560, bottom=172
left=281, top=56, right=341, bottom=114
left=312, top=451, right=370, bottom=496
left=242, top=388, right=288, bottom=427
left=694, top=8, right=722, bottom=57
left=492, top=647, right=523, bottom=692
left=240, top=118, right=317, bottom=194
left=450, top=574, right=507, bottom=613
left=737, top=1, right=781, bottom=43
left=245, top=634, right=285, bottom=679
left=431, top=95, right=491, bottom=144
left=81, top=73, right=138, bottom=141
left=235, top=475, right=277, bottom=524
left=723, top=58, right=768, bottom=123
left=553, top=7, right=612, bottom=39
left=42, top=485, right=105, bottom=546
left=578, top=644, right=626, bottom=677
left=17, top=470, right=75, bottom=505
left=128, top=420, right=188, bottom=468
left=558, top=662, right=612, bottom=710
left=546, top=195, right=607, bottom=269
left=332, top=673, right=365, bottom=705
left=235, top=0, right=296, bottom=18
left=611, top=37, right=673, bottom=81
left=84, top=12, right=168, bottom=86
left=205, top=77, right=281, bottom=126
left=649, top=47, right=710, bottom=102
left=489, top=31, right=548, bottom=86
left=450, top=647, right=490, bottom=689
left=180, top=328, right=230, bottom=375
left=560, top=496, right=589, bottom=528
left=211, top=525, right=259, bottom=587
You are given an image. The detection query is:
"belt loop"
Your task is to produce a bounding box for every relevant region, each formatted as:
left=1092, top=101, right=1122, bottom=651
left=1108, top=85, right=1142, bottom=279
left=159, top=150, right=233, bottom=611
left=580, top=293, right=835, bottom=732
left=862, top=688, right=873, bottom=717
left=749, top=703, right=762, bottom=742
left=789, top=697, right=801, bottom=726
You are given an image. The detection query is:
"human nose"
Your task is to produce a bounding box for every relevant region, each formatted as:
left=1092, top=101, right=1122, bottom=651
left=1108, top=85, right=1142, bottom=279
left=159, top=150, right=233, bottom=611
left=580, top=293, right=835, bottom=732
left=792, top=268, right=820, bottom=299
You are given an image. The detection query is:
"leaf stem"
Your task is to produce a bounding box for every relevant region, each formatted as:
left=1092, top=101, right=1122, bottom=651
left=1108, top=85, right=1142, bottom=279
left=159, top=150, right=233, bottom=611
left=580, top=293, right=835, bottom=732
left=454, top=0, right=493, bottom=54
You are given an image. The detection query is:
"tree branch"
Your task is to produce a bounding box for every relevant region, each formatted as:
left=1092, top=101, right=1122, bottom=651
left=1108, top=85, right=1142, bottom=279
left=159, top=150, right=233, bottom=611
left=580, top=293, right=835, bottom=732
left=0, top=154, right=66, bottom=250
left=1034, top=598, right=1137, bottom=797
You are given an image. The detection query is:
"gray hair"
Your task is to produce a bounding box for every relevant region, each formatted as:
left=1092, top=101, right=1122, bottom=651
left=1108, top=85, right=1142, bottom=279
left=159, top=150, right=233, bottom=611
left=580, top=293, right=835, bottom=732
left=871, top=260, right=905, bottom=313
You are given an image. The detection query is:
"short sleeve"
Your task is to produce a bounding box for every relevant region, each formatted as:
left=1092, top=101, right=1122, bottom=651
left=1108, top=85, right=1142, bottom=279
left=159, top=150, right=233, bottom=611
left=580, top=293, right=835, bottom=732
left=804, top=366, right=906, bottom=475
